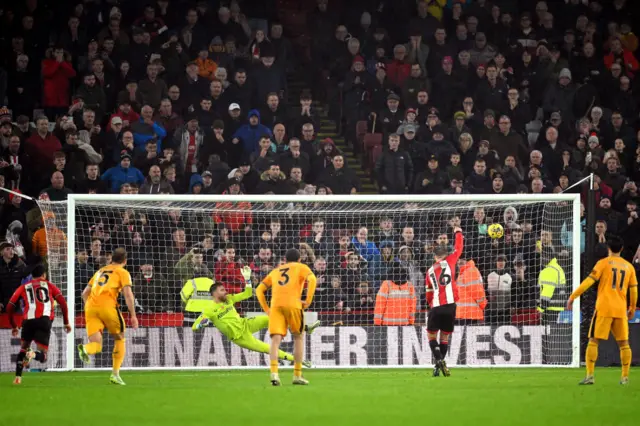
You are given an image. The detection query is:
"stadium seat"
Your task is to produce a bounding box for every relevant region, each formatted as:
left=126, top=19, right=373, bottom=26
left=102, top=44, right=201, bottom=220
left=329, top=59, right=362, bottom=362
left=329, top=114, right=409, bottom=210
left=356, top=121, right=368, bottom=152
left=363, top=132, right=382, bottom=151
left=369, top=144, right=383, bottom=171
left=364, top=133, right=382, bottom=170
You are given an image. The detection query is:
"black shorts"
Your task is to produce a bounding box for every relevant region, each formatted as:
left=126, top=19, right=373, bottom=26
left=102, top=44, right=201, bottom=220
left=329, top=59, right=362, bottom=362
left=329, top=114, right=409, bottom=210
left=427, top=304, right=456, bottom=333
left=21, top=317, right=53, bottom=348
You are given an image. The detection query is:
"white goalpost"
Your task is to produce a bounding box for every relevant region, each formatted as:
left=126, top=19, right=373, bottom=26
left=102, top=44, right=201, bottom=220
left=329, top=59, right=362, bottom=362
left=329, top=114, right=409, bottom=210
left=0, top=194, right=582, bottom=372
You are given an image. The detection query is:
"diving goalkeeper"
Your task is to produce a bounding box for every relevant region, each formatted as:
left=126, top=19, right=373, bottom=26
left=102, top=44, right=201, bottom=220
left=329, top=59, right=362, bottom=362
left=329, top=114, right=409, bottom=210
left=192, top=266, right=319, bottom=365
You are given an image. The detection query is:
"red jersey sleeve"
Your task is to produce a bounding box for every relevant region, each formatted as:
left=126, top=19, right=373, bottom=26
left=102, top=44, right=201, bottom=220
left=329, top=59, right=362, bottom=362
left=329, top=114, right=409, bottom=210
left=8, top=285, right=25, bottom=307
left=448, top=231, right=464, bottom=263
left=49, top=283, right=62, bottom=299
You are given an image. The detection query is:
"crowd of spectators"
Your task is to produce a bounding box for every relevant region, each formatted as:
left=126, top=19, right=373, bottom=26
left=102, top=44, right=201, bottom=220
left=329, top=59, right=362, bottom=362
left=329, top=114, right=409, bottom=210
left=0, top=0, right=639, bottom=326
left=313, top=0, right=640, bottom=321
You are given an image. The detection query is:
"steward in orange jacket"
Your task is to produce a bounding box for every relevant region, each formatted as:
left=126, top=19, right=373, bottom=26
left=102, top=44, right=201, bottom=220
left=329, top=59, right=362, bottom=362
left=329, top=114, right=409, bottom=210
left=374, top=280, right=417, bottom=325
left=455, top=259, right=487, bottom=322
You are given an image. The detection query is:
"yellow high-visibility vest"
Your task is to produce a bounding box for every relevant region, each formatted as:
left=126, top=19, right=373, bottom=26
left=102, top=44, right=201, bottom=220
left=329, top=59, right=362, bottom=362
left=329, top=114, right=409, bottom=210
left=180, top=277, right=215, bottom=313
left=537, top=258, right=567, bottom=313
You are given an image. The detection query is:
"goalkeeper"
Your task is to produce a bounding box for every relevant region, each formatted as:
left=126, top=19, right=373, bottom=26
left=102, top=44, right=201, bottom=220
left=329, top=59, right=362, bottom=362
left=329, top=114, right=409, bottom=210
left=191, top=267, right=318, bottom=366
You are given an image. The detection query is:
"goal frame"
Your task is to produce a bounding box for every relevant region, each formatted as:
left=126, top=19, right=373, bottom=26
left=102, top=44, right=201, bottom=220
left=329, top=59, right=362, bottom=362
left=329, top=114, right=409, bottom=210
left=56, top=193, right=581, bottom=371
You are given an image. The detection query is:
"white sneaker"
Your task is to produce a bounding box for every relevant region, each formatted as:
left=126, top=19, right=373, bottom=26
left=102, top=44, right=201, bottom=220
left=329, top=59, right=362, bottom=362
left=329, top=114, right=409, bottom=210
left=292, top=376, right=309, bottom=385
left=270, top=373, right=281, bottom=386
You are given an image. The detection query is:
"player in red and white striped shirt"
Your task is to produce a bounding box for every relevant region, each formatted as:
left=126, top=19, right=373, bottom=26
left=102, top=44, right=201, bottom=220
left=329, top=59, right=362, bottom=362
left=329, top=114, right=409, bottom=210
left=425, top=227, right=463, bottom=377
left=6, top=264, right=71, bottom=384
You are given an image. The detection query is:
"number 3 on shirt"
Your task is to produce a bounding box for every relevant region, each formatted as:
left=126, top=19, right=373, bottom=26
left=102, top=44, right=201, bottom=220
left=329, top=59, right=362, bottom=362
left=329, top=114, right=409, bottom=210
left=278, top=268, right=290, bottom=286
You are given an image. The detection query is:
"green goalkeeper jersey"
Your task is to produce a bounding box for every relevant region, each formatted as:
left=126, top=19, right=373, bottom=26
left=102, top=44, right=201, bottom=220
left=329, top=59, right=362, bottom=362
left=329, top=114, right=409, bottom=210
left=201, top=286, right=253, bottom=340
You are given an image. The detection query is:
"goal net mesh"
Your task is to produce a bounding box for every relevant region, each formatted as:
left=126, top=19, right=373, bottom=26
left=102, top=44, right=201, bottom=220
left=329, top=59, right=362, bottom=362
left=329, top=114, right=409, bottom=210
left=1, top=197, right=579, bottom=371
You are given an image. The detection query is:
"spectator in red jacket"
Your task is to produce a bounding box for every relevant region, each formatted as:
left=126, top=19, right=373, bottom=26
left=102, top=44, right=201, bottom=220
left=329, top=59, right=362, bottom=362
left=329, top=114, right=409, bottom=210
left=581, top=174, right=613, bottom=206
left=41, top=47, right=76, bottom=120
left=387, top=45, right=411, bottom=88
left=214, top=244, right=245, bottom=293
left=107, top=98, right=141, bottom=131
left=604, top=38, right=639, bottom=77
left=213, top=179, right=253, bottom=233
left=25, top=116, right=62, bottom=182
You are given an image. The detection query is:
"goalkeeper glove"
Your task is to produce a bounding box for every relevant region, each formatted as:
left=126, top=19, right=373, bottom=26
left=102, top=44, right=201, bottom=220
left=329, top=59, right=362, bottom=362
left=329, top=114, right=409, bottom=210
left=241, top=266, right=253, bottom=287
left=193, top=316, right=211, bottom=331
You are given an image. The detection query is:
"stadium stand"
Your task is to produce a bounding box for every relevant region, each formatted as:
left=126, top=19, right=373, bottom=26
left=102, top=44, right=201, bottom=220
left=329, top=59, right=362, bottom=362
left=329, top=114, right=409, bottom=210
left=0, top=0, right=639, bottom=334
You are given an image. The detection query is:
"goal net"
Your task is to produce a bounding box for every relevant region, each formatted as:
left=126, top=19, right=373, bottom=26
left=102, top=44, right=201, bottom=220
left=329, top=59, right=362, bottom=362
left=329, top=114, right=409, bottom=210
left=1, top=194, right=581, bottom=371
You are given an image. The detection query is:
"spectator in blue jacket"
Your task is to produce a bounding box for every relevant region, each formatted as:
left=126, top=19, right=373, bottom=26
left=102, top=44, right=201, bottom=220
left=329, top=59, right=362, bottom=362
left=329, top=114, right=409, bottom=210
left=131, top=104, right=167, bottom=153
left=232, top=109, right=273, bottom=154
left=101, top=151, right=145, bottom=193
left=352, top=226, right=383, bottom=291
left=351, top=226, right=381, bottom=262
left=189, top=173, right=204, bottom=194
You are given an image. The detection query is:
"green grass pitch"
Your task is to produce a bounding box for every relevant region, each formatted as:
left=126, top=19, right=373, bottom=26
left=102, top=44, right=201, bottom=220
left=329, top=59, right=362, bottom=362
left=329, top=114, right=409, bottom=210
left=1, top=368, right=638, bottom=426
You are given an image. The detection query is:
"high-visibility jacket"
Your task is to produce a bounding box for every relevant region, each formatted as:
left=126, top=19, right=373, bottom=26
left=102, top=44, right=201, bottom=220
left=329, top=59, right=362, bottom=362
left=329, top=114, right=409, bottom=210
left=456, top=260, right=487, bottom=321
left=537, top=258, right=567, bottom=313
left=180, top=277, right=215, bottom=313
left=374, top=280, right=416, bottom=325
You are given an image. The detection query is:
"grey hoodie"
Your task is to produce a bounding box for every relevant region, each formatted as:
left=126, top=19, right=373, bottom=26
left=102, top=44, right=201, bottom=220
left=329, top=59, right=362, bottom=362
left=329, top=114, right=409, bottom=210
left=77, top=130, right=104, bottom=164
left=139, top=178, right=175, bottom=194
